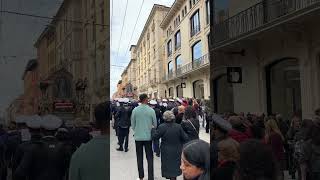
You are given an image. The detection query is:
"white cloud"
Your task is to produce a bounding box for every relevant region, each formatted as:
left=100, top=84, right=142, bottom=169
left=110, top=0, right=174, bottom=97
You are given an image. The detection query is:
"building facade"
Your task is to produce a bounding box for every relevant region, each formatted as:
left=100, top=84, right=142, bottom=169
left=210, top=0, right=320, bottom=119
left=133, top=5, right=170, bottom=99
left=160, top=0, right=211, bottom=100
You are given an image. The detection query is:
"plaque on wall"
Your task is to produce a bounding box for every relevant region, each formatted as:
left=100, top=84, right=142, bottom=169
left=227, top=67, right=242, bottom=83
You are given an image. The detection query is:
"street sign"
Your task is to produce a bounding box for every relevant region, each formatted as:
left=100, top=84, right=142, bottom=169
left=227, top=67, right=242, bottom=83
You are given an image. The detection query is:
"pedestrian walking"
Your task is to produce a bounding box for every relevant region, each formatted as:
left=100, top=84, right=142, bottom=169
left=69, top=102, right=110, bottom=180
left=175, top=106, right=185, bottom=124
left=180, top=139, right=210, bottom=180
left=116, top=98, right=132, bottom=152
left=151, top=111, right=188, bottom=180
left=131, top=94, right=157, bottom=180
left=149, top=100, right=161, bottom=157
left=181, top=106, right=200, bottom=141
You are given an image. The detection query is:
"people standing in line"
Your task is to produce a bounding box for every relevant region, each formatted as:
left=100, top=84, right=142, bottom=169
left=233, top=139, right=278, bottom=180
left=69, top=102, right=110, bottom=180
left=131, top=94, right=157, bottom=180
left=180, top=139, right=210, bottom=180
left=265, top=119, right=285, bottom=180
left=181, top=107, right=200, bottom=142
left=212, top=137, right=239, bottom=180
left=116, top=98, right=132, bottom=152
left=152, top=111, right=188, bottom=180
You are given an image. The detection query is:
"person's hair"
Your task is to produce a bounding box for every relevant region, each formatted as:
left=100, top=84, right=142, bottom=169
left=235, top=139, right=277, bottom=180
left=139, top=94, right=148, bottom=102
left=163, top=111, right=175, bottom=122
left=265, top=119, right=284, bottom=140
left=94, top=102, right=110, bottom=130
left=178, top=106, right=185, bottom=114
left=218, top=138, right=240, bottom=162
left=184, top=106, right=197, bottom=119
left=250, top=121, right=265, bottom=139
left=182, top=139, right=210, bottom=172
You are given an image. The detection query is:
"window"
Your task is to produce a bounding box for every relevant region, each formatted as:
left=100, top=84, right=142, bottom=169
left=182, top=9, right=185, bottom=17
left=185, top=6, right=187, bottom=13
left=192, top=41, right=202, bottom=61
left=190, top=10, right=200, bottom=37
left=169, top=87, right=173, bottom=97
left=206, top=0, right=210, bottom=25
left=175, top=55, right=182, bottom=70
left=167, top=40, right=172, bottom=57
left=168, top=61, right=174, bottom=74
left=175, top=30, right=181, bottom=50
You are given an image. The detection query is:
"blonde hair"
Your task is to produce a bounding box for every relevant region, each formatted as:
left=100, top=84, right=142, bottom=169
left=163, top=111, right=175, bottom=122
left=265, top=119, right=284, bottom=141
left=178, top=106, right=185, bottom=114
left=218, top=138, right=240, bottom=162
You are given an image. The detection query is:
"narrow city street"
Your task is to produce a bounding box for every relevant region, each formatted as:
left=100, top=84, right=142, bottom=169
left=110, top=122, right=210, bottom=180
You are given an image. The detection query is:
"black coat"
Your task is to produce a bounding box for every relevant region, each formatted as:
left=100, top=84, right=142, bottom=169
left=14, top=136, right=67, bottom=180
left=212, top=161, right=236, bottom=180
left=181, top=118, right=200, bottom=141
left=152, top=122, right=188, bottom=178
left=116, top=106, right=132, bottom=128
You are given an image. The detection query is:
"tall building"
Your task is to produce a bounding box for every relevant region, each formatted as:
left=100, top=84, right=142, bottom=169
left=160, top=0, right=211, bottom=99
left=210, top=0, right=320, bottom=119
left=133, top=4, right=170, bottom=99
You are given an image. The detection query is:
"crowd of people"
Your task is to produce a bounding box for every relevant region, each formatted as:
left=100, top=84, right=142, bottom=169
left=0, top=102, right=109, bottom=180
left=112, top=94, right=210, bottom=180
left=210, top=111, right=320, bottom=180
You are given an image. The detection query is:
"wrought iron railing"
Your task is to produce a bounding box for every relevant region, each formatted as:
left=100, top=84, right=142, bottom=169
left=214, top=0, right=320, bottom=46
left=162, top=54, right=209, bottom=82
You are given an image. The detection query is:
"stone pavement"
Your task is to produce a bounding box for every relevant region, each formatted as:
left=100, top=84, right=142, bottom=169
left=110, top=124, right=210, bottom=180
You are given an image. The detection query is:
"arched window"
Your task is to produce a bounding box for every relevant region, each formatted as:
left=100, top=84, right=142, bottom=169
left=175, top=30, right=181, bottom=50
left=167, top=40, right=172, bottom=57
left=190, top=10, right=200, bottom=37
left=175, top=55, right=182, bottom=70
left=192, top=41, right=202, bottom=61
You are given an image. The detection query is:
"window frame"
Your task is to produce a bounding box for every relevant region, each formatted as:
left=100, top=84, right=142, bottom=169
left=190, top=10, right=201, bottom=37
left=191, top=40, right=202, bottom=61
left=174, top=30, right=181, bottom=50
left=167, top=39, right=172, bottom=57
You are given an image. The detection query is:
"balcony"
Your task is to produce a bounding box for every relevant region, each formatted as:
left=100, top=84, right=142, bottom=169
left=162, top=54, right=209, bottom=82
left=213, top=0, right=320, bottom=48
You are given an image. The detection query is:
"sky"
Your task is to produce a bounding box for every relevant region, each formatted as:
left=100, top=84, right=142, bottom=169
left=110, top=0, right=175, bottom=97
left=0, top=0, right=62, bottom=117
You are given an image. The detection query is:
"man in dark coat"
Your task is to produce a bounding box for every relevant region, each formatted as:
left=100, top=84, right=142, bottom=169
left=14, top=117, right=67, bottom=180
left=152, top=111, right=188, bottom=179
left=116, top=98, right=132, bottom=152
left=149, top=100, right=161, bottom=157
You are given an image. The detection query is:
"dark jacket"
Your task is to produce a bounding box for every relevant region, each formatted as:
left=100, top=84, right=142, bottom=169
left=181, top=118, right=200, bottom=141
left=14, top=136, right=67, bottom=180
left=152, top=122, right=188, bottom=178
left=175, top=113, right=184, bottom=124
left=212, top=161, right=236, bottom=180
left=116, top=106, right=132, bottom=128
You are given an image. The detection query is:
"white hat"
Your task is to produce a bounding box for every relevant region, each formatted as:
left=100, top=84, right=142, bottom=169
left=163, top=103, right=168, bottom=107
left=162, top=99, right=168, bottom=102
left=26, top=115, right=42, bottom=129
left=122, top=98, right=130, bottom=103
left=176, top=98, right=182, bottom=103
left=41, top=115, right=63, bottom=130
left=118, top=98, right=124, bottom=103
left=169, top=99, right=175, bottom=102
left=149, top=100, right=157, bottom=105
left=116, top=102, right=120, bottom=107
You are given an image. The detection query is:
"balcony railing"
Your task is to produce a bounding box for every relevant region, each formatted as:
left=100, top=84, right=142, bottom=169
left=162, top=54, right=209, bottom=82
left=214, top=0, right=320, bottom=46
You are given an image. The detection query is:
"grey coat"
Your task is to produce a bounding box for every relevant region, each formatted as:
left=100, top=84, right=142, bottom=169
left=152, top=122, right=188, bottom=178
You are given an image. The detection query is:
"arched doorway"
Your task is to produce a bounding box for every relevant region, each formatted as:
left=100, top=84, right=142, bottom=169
left=193, top=80, right=204, bottom=99
left=212, top=74, right=234, bottom=113
left=266, top=58, right=301, bottom=119
left=176, top=85, right=183, bottom=98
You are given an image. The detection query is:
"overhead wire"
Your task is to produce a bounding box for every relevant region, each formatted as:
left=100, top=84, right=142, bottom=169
left=114, top=0, right=129, bottom=65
